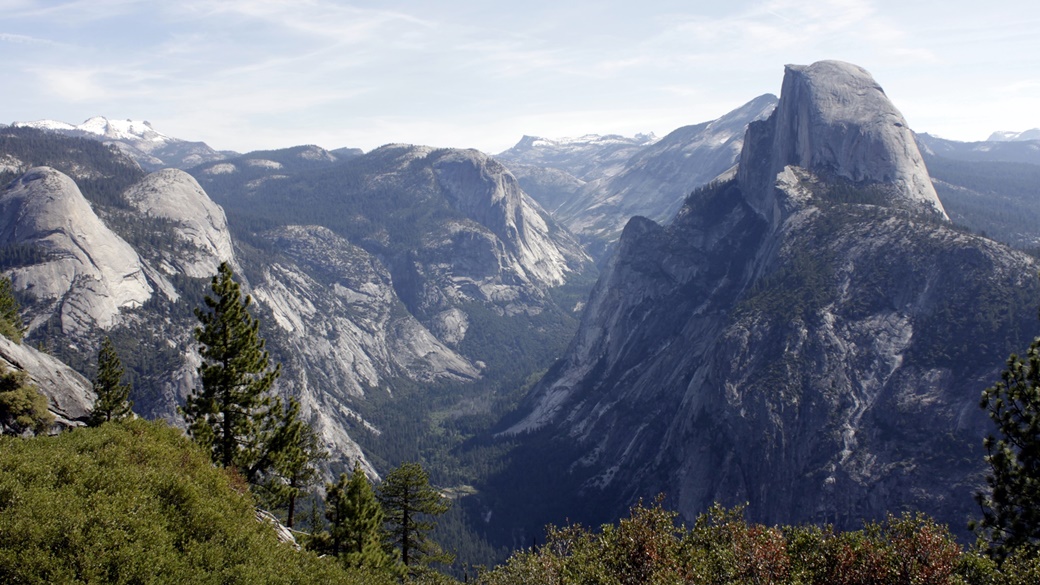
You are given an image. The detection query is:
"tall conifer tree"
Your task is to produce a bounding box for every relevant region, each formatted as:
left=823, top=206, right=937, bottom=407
left=88, top=337, right=133, bottom=426
left=262, top=397, right=327, bottom=527
left=975, top=303, right=1040, bottom=559
left=326, top=461, right=396, bottom=572
left=182, top=262, right=281, bottom=471
left=377, top=462, right=452, bottom=569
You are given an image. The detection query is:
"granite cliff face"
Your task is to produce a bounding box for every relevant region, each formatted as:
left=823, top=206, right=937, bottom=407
left=122, top=169, right=237, bottom=278
left=738, top=61, right=946, bottom=223
left=0, top=167, right=154, bottom=334
left=210, top=144, right=593, bottom=338
left=492, top=61, right=1037, bottom=540
left=0, top=334, right=94, bottom=430
left=252, top=225, right=479, bottom=397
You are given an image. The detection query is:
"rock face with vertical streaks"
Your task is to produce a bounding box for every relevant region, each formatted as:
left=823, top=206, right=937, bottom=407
left=489, top=61, right=1037, bottom=542
left=0, top=167, right=153, bottom=334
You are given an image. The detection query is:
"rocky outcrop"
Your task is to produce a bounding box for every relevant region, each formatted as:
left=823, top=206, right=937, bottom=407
left=122, top=169, right=236, bottom=277
left=431, top=149, right=587, bottom=288
left=739, top=61, right=946, bottom=224
left=249, top=225, right=481, bottom=478
left=494, top=61, right=1033, bottom=541
left=254, top=225, right=479, bottom=396
left=254, top=144, right=595, bottom=331
left=0, top=334, right=94, bottom=428
left=0, top=167, right=153, bottom=334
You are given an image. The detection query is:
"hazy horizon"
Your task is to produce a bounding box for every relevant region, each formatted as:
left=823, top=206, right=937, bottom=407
left=2, top=0, right=1038, bottom=154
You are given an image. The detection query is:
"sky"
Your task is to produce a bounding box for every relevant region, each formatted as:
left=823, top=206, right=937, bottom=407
left=1, top=0, right=1038, bottom=154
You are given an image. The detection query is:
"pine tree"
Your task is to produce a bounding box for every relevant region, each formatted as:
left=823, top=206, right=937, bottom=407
left=181, top=262, right=281, bottom=472
left=261, top=397, right=327, bottom=528
left=0, top=276, right=25, bottom=343
left=377, top=461, right=453, bottom=569
left=326, top=461, right=396, bottom=572
left=975, top=309, right=1040, bottom=559
left=88, top=337, right=133, bottom=426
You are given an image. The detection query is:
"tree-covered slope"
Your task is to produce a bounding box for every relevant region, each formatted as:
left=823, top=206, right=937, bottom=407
left=925, top=155, right=1040, bottom=250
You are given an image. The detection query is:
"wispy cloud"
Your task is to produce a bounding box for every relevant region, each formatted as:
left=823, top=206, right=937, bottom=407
left=4, top=0, right=145, bottom=23
left=0, top=32, right=65, bottom=46
left=167, top=0, right=433, bottom=43
left=1, top=0, right=1036, bottom=151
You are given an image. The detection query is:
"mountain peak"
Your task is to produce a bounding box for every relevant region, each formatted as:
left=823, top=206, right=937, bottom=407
left=738, top=60, right=947, bottom=221
left=12, top=116, right=228, bottom=171
left=988, top=128, right=1040, bottom=142
left=15, top=116, right=172, bottom=144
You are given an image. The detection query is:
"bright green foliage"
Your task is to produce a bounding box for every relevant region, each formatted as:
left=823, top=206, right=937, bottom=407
left=0, top=276, right=24, bottom=343
left=377, top=462, right=453, bottom=569
left=88, top=336, right=133, bottom=426
left=256, top=397, right=327, bottom=528
left=325, top=462, right=397, bottom=573
left=182, top=261, right=281, bottom=472
left=0, top=418, right=395, bottom=584
left=975, top=310, right=1040, bottom=559
left=477, top=501, right=969, bottom=585
left=0, top=365, right=53, bottom=435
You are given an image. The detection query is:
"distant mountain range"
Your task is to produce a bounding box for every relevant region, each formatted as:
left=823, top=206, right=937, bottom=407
left=916, top=132, right=1040, bottom=165
left=13, top=116, right=232, bottom=171
left=988, top=128, right=1040, bottom=142
left=5, top=67, right=1040, bottom=560
left=498, top=95, right=778, bottom=258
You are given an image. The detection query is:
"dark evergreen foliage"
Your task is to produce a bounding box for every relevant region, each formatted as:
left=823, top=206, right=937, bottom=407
left=257, top=396, right=327, bottom=528
left=378, top=462, right=453, bottom=570
left=974, top=300, right=1040, bottom=559
left=0, top=277, right=25, bottom=343
left=87, top=336, right=133, bottom=426
left=0, top=126, right=145, bottom=208
left=181, top=262, right=281, bottom=472
left=323, top=461, right=398, bottom=573
left=926, top=154, right=1040, bottom=250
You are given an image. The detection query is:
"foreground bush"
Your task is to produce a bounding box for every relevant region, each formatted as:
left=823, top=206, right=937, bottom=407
left=0, top=419, right=393, bottom=584
left=476, top=498, right=1040, bottom=585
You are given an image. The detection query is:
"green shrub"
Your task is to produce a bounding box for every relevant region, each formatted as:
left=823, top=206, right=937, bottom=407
left=0, top=419, right=394, bottom=584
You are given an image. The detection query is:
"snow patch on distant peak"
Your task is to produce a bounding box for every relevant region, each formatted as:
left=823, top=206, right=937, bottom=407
left=13, top=119, right=77, bottom=132
left=15, top=116, right=172, bottom=144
